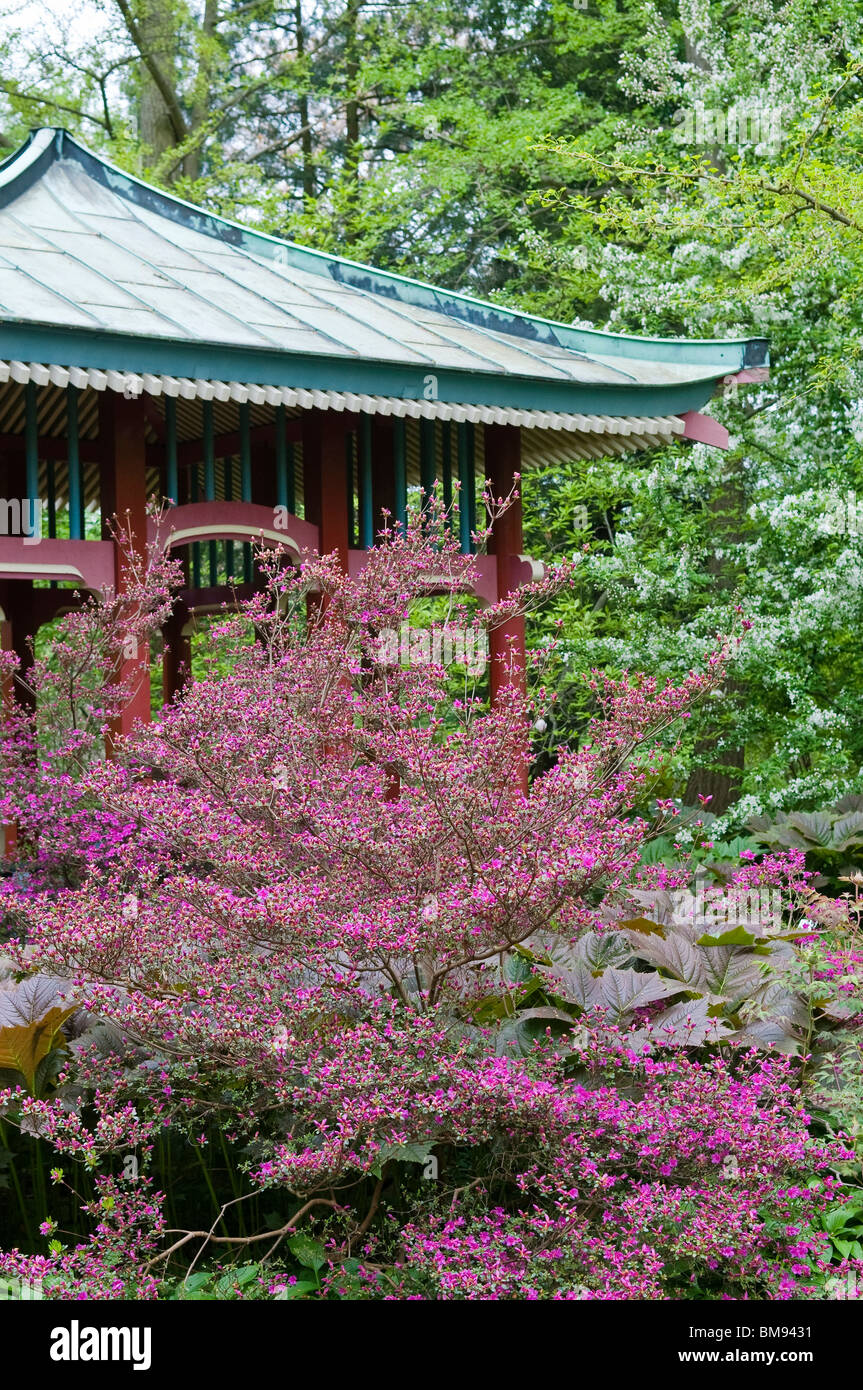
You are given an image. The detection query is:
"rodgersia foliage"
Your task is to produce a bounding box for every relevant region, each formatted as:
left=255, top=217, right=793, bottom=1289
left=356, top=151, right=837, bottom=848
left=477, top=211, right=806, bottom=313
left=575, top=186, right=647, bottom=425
left=0, top=517, right=861, bottom=1299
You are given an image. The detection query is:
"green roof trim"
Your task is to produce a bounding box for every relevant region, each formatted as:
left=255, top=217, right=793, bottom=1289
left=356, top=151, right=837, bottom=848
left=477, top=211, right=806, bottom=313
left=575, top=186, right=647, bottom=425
left=0, top=128, right=769, bottom=415
left=0, top=322, right=724, bottom=416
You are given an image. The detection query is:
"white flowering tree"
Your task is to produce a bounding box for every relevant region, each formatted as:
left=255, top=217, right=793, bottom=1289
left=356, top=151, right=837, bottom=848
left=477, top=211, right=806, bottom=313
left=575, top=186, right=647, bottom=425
left=522, top=0, right=863, bottom=829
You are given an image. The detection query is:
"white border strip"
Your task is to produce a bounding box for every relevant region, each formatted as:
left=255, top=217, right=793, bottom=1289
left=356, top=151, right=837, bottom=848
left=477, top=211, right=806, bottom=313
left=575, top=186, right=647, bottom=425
left=0, top=360, right=685, bottom=438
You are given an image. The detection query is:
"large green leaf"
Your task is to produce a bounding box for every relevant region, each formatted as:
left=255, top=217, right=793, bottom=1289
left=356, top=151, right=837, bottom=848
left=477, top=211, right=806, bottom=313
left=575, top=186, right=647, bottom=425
left=696, top=926, right=759, bottom=947
left=628, top=998, right=732, bottom=1048
left=287, top=1234, right=327, bottom=1272
left=275, top=1280, right=318, bottom=1300
left=371, top=1141, right=436, bottom=1176
left=832, top=812, right=863, bottom=850
left=623, top=927, right=708, bottom=993
left=0, top=1005, right=77, bottom=1096
left=595, top=967, right=681, bottom=1021
left=619, top=917, right=666, bottom=937
left=471, top=978, right=542, bottom=1023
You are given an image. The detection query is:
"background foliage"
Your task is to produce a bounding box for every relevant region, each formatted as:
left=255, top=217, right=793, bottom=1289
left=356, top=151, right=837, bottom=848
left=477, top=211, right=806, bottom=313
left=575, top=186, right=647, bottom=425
left=1, top=0, right=861, bottom=818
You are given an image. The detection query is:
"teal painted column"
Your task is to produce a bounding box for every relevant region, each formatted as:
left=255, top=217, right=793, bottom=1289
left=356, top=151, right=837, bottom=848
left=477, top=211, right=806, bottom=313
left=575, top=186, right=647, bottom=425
left=457, top=422, right=471, bottom=554
left=286, top=441, right=295, bottom=514
left=240, top=401, right=252, bottom=584
left=239, top=403, right=252, bottom=501
left=393, top=419, right=407, bottom=533
left=441, top=419, right=452, bottom=523
left=66, top=386, right=83, bottom=539
left=346, top=431, right=355, bottom=548
left=25, top=381, right=39, bottom=511
left=203, top=400, right=217, bottom=585
left=420, top=417, right=435, bottom=522
left=359, top=414, right=373, bottom=549
left=275, top=403, right=289, bottom=507
left=165, top=396, right=178, bottom=504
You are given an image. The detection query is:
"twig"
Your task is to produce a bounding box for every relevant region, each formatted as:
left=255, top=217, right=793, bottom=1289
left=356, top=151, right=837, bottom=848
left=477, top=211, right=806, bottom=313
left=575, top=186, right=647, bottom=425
left=143, top=1197, right=341, bottom=1272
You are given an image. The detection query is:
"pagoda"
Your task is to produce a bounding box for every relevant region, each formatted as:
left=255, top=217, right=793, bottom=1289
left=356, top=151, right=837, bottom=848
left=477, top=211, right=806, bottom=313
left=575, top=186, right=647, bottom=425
left=0, top=127, right=768, bottom=748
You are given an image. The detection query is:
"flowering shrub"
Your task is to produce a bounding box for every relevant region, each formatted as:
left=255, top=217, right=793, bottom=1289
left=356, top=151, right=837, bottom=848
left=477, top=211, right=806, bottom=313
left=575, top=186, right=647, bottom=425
left=1, top=510, right=861, bottom=1299
left=0, top=1174, right=164, bottom=1299
left=390, top=1039, right=859, bottom=1301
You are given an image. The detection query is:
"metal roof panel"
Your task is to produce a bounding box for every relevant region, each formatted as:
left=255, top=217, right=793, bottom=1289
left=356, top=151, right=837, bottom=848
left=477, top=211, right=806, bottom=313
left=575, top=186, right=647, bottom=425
left=84, top=213, right=217, bottom=271
left=0, top=264, right=99, bottom=325
left=0, top=129, right=769, bottom=415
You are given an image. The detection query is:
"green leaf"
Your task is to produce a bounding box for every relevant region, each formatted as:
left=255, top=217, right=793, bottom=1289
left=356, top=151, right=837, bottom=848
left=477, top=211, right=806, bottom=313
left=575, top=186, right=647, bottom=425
left=831, top=1237, right=863, bottom=1259
left=274, top=1280, right=318, bottom=1300
left=0, top=1005, right=76, bottom=1096
left=619, top=917, right=666, bottom=936
left=697, top=926, right=759, bottom=947
left=824, top=1207, right=856, bottom=1232
left=287, top=1234, right=327, bottom=1272
left=471, top=978, right=542, bottom=1023
left=370, top=1141, right=435, bottom=1176
left=503, top=953, right=533, bottom=984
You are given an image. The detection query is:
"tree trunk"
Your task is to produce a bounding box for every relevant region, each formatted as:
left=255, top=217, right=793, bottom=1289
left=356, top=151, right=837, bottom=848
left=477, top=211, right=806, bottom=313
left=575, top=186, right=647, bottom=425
left=185, top=0, right=219, bottom=181
left=684, top=709, right=745, bottom=814
left=342, top=0, right=361, bottom=238
left=684, top=461, right=746, bottom=814
left=138, top=0, right=180, bottom=166
left=296, top=0, right=315, bottom=206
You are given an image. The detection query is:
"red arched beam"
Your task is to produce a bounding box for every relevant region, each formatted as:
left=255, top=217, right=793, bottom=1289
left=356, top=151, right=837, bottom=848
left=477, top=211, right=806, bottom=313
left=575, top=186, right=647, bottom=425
left=0, top=538, right=116, bottom=592
left=149, top=501, right=319, bottom=558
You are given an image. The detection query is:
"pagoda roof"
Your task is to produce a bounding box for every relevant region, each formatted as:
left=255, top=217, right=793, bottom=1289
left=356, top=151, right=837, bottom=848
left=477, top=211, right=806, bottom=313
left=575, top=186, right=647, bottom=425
left=0, top=128, right=768, bottom=419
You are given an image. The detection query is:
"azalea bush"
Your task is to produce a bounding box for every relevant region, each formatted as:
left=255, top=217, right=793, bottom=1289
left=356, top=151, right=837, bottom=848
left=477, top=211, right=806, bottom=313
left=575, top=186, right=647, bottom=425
left=1, top=506, right=862, bottom=1299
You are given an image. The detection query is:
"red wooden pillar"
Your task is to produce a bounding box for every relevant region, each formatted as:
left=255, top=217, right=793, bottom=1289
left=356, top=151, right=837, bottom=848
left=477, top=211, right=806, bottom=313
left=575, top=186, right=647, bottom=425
left=302, top=411, right=350, bottom=570
left=162, top=599, right=192, bottom=705
left=1, top=611, right=17, bottom=860
left=100, top=394, right=151, bottom=747
left=371, top=419, right=396, bottom=536
left=485, top=425, right=526, bottom=702
left=486, top=425, right=528, bottom=795
left=251, top=441, right=276, bottom=507
left=0, top=585, right=36, bottom=858
left=1, top=590, right=36, bottom=715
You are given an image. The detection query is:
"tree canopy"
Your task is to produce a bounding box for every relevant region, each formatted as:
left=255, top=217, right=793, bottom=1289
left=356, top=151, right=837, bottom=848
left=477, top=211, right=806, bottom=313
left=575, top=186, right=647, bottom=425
left=2, top=0, right=862, bottom=825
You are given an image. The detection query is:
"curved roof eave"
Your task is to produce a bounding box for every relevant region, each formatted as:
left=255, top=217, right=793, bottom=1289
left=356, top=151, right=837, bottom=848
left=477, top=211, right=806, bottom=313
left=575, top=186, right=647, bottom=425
left=0, top=127, right=769, bottom=414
